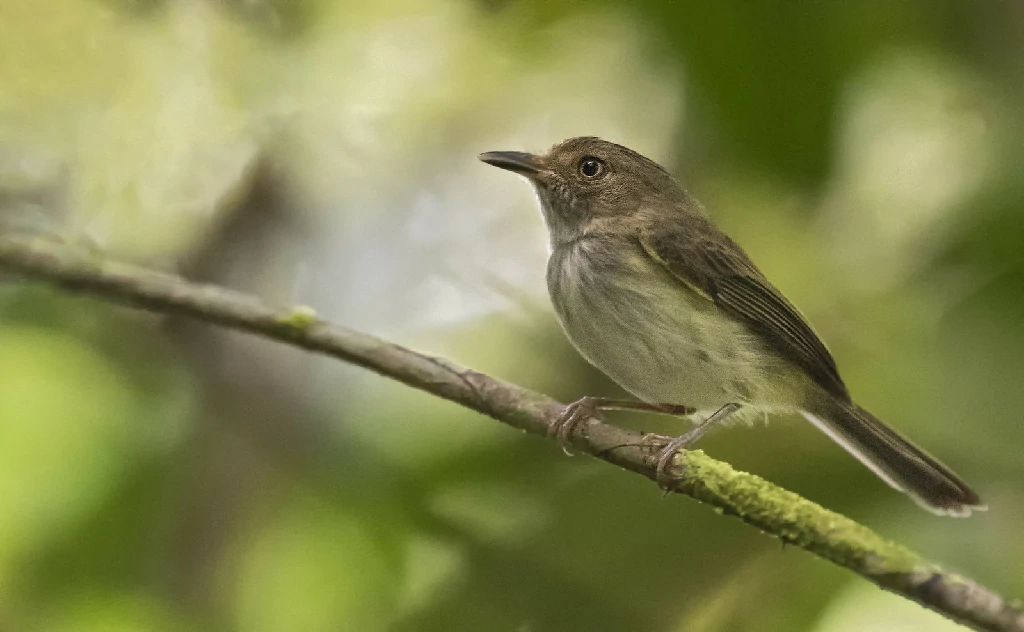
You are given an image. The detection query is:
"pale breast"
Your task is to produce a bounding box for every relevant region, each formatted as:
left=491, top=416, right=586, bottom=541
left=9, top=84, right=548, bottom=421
left=546, top=236, right=792, bottom=413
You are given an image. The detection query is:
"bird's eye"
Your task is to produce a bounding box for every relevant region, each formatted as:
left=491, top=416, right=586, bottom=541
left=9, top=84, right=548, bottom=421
left=578, top=157, right=605, bottom=179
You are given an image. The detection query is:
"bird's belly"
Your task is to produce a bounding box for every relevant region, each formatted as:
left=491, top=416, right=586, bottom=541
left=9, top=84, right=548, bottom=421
left=548, top=243, right=784, bottom=413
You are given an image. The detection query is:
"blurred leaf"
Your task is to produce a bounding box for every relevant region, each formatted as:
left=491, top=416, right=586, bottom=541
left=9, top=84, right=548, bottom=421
left=0, top=1, right=260, bottom=258
left=428, top=481, right=548, bottom=544
left=0, top=327, right=138, bottom=576
left=72, top=1, right=259, bottom=257
left=230, top=491, right=399, bottom=632
left=0, top=0, right=127, bottom=136
left=395, top=534, right=466, bottom=617
left=36, top=593, right=192, bottom=632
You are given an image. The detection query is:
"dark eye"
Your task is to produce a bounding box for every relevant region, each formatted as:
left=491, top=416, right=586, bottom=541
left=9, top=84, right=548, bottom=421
left=578, top=156, right=605, bottom=179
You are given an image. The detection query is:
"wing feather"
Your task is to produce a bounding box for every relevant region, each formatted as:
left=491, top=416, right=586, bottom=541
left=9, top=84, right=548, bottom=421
left=639, top=224, right=849, bottom=400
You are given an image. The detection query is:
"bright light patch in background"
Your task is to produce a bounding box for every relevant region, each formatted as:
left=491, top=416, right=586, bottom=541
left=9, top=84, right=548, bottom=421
left=821, top=51, right=994, bottom=290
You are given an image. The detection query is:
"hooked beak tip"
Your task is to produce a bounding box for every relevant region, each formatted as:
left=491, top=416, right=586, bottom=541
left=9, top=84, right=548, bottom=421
left=478, top=151, right=544, bottom=176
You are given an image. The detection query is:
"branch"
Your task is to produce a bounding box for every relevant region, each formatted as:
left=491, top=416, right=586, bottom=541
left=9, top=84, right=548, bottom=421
left=0, top=234, right=1020, bottom=632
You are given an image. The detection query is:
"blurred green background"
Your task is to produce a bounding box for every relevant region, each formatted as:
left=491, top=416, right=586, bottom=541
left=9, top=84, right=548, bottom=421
left=1, top=1, right=1022, bottom=630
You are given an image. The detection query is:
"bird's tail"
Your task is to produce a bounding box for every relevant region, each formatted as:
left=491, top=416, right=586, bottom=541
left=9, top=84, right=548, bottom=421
left=801, top=398, right=984, bottom=516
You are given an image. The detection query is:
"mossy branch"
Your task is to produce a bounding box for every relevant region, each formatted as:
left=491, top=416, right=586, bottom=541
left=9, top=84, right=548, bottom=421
left=0, top=234, right=1021, bottom=632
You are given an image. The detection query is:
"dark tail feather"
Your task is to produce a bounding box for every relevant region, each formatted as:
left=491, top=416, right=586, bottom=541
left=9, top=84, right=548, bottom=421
left=801, top=400, right=984, bottom=516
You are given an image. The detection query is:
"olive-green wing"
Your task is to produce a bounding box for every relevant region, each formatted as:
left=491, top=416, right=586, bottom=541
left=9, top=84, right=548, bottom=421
left=639, top=225, right=850, bottom=401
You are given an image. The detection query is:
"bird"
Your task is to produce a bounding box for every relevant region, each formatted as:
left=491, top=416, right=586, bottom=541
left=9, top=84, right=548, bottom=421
left=479, top=136, right=983, bottom=516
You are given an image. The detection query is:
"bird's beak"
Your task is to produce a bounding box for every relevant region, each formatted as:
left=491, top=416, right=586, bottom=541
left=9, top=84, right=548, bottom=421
left=478, top=151, right=546, bottom=177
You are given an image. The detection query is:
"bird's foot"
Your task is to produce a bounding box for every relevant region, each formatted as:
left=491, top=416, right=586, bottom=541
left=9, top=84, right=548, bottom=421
left=549, top=397, right=697, bottom=457
left=549, top=396, right=606, bottom=456
left=641, top=402, right=743, bottom=489
left=639, top=429, right=705, bottom=490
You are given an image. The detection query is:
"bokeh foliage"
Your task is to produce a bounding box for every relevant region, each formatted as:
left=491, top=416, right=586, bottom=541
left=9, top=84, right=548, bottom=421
left=0, top=1, right=1022, bottom=630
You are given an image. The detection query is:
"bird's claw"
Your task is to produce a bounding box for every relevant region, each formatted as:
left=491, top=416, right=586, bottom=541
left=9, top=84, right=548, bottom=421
left=640, top=430, right=702, bottom=490
left=549, top=396, right=604, bottom=456
left=639, top=402, right=741, bottom=489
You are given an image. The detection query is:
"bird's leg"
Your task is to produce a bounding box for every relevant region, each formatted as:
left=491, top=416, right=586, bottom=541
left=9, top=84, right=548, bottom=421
left=598, top=400, right=697, bottom=416
left=550, top=397, right=697, bottom=456
left=644, top=402, right=742, bottom=488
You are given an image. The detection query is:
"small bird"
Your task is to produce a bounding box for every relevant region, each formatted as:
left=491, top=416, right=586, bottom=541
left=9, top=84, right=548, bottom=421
left=480, top=136, right=983, bottom=516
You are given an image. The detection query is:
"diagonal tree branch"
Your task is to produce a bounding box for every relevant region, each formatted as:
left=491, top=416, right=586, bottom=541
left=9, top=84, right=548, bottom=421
left=0, top=234, right=1021, bottom=632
